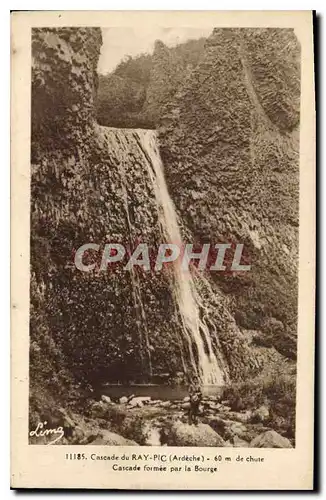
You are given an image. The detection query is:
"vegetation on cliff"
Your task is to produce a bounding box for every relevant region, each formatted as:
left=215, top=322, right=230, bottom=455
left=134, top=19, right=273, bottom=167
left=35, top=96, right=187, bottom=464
left=96, top=38, right=206, bottom=128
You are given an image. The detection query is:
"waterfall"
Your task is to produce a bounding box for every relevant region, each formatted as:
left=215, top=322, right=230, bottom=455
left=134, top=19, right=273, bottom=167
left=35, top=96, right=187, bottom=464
left=136, top=129, right=224, bottom=386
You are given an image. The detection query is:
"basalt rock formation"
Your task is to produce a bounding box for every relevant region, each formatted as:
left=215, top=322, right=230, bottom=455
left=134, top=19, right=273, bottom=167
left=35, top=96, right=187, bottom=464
left=158, top=28, right=300, bottom=359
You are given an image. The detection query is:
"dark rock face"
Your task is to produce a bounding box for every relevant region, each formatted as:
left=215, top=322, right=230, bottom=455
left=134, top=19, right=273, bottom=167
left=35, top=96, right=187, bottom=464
left=30, top=28, right=188, bottom=398
left=32, top=28, right=102, bottom=153
left=242, top=29, right=300, bottom=132
left=159, top=28, right=300, bottom=359
left=144, top=39, right=199, bottom=122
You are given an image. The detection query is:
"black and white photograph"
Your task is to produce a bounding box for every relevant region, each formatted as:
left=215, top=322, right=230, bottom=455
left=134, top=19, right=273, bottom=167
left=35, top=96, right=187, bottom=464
left=10, top=9, right=315, bottom=490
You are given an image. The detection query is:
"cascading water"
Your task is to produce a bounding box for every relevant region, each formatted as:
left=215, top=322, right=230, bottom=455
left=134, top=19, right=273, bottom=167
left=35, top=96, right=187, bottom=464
left=136, top=129, right=224, bottom=385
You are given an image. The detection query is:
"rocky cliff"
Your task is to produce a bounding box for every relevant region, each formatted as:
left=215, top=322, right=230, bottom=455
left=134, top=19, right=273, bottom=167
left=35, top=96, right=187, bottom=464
left=30, top=26, right=301, bottom=423
left=31, top=28, right=186, bottom=397
left=158, top=28, right=300, bottom=359
left=96, top=37, right=206, bottom=129
left=31, top=27, right=265, bottom=418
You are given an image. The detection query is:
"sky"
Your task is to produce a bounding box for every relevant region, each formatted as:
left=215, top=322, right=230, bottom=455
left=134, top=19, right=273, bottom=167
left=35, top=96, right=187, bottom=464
left=97, top=27, right=213, bottom=74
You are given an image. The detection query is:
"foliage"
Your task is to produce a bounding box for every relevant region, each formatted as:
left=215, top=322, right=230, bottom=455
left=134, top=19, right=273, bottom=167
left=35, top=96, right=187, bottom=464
left=96, top=38, right=206, bottom=128
left=115, top=53, right=152, bottom=86
left=221, top=371, right=296, bottom=439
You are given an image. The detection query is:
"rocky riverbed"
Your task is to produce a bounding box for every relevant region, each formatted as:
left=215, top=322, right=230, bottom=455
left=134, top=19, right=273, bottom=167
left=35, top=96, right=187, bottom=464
left=29, top=392, right=294, bottom=448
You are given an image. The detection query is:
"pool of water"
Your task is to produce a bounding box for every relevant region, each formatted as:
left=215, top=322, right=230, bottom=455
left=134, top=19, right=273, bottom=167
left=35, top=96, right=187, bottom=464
left=100, top=384, right=223, bottom=401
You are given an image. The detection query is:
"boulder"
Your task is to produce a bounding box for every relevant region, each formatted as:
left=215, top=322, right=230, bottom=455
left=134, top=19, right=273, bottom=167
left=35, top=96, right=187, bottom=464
left=252, top=405, right=270, bottom=423
left=129, top=396, right=151, bottom=407
left=206, top=416, right=248, bottom=441
left=165, top=421, right=225, bottom=447
left=119, top=396, right=128, bottom=404
left=232, top=435, right=250, bottom=447
left=229, top=422, right=248, bottom=437
left=205, top=416, right=228, bottom=437
left=160, top=401, right=172, bottom=408
left=183, top=396, right=190, bottom=402
left=202, top=401, right=221, bottom=412
left=242, top=424, right=272, bottom=444
left=77, top=429, right=100, bottom=445
left=250, top=430, right=293, bottom=448
left=101, top=395, right=111, bottom=404
left=89, top=401, right=107, bottom=419
left=229, top=411, right=252, bottom=424
left=89, top=430, right=138, bottom=446
left=148, top=400, right=162, bottom=405
left=128, top=400, right=143, bottom=408
left=219, top=405, right=231, bottom=413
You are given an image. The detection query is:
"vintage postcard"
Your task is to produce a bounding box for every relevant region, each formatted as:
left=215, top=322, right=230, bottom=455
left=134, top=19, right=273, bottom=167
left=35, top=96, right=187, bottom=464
left=11, top=10, right=315, bottom=490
